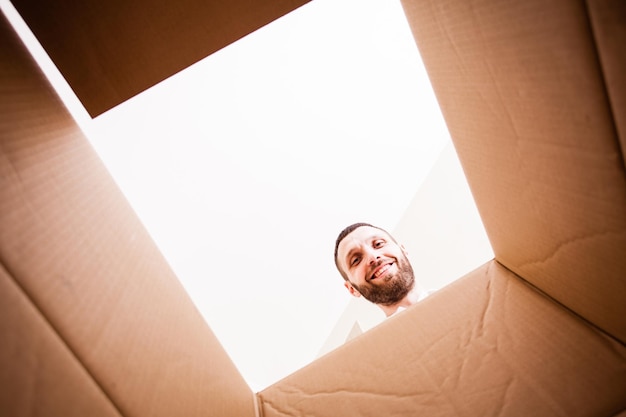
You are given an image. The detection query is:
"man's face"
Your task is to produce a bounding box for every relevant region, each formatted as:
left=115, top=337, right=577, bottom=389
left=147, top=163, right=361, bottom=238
left=336, top=226, right=415, bottom=306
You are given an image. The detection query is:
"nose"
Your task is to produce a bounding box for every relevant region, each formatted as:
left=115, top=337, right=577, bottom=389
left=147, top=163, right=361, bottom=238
left=366, top=248, right=381, bottom=264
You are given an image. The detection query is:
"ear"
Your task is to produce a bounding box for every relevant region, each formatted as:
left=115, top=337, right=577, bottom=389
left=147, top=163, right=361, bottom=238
left=344, top=281, right=362, bottom=298
left=400, top=244, right=409, bottom=256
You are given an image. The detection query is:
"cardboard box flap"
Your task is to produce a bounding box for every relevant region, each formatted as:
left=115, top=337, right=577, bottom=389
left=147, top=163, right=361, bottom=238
left=587, top=0, right=626, bottom=166
left=0, top=14, right=255, bottom=417
left=400, top=0, right=626, bottom=344
left=10, top=0, right=312, bottom=117
left=0, top=264, right=122, bottom=417
left=258, top=260, right=626, bottom=416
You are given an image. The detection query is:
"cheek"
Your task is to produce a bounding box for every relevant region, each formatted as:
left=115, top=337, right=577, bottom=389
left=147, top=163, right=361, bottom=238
left=354, top=266, right=369, bottom=284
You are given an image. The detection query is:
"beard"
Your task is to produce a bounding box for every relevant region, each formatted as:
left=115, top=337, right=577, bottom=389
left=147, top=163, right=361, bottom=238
left=351, top=255, right=415, bottom=306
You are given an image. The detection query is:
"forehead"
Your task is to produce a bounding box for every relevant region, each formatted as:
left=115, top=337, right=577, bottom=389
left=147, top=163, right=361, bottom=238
left=337, top=226, right=391, bottom=258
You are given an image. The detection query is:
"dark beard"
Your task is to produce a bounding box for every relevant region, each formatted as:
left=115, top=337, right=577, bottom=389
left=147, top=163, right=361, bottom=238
left=351, top=255, right=415, bottom=306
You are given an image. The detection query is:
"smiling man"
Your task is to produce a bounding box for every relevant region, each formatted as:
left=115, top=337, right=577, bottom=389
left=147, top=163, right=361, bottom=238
left=334, top=222, right=428, bottom=317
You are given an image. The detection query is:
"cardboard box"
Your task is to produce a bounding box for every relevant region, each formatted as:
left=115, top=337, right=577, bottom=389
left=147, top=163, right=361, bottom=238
left=400, top=0, right=626, bottom=345
left=1, top=0, right=625, bottom=416
left=0, top=14, right=255, bottom=416
left=9, top=0, right=312, bottom=117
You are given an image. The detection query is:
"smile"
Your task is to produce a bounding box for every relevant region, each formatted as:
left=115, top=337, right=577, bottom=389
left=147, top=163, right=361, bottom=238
left=370, top=263, right=393, bottom=280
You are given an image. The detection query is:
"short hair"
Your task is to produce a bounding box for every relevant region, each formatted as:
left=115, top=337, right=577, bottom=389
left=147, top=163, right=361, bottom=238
left=334, top=222, right=391, bottom=280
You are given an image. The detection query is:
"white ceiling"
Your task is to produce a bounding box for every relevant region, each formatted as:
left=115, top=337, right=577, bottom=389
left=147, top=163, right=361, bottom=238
left=2, top=0, right=475, bottom=391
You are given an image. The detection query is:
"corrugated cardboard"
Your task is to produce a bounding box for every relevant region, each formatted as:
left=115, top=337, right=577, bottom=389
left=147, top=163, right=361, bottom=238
left=0, top=265, right=121, bottom=417
left=10, top=0, right=311, bottom=117
left=259, top=261, right=626, bottom=416
left=401, top=0, right=626, bottom=344
left=0, top=14, right=255, bottom=417
left=586, top=0, right=626, bottom=163
left=1, top=0, right=625, bottom=415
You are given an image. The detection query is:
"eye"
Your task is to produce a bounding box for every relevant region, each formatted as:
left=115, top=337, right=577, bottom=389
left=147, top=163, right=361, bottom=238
left=350, top=256, right=361, bottom=267
left=373, top=240, right=385, bottom=248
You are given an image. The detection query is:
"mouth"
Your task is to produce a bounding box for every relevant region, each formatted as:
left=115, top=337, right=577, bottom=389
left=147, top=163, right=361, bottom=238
left=370, top=262, right=393, bottom=281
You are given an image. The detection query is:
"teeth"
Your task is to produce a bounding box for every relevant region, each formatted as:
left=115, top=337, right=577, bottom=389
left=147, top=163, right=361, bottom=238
left=374, top=264, right=390, bottom=278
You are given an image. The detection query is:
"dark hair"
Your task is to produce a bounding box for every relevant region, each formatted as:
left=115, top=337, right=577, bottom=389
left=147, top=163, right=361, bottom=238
left=334, top=222, right=390, bottom=280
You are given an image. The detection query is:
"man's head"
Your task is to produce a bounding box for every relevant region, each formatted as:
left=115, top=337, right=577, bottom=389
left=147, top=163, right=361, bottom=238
left=334, top=223, right=415, bottom=307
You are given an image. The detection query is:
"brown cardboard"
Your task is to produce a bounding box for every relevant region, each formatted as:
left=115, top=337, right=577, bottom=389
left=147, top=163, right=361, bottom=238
left=0, top=13, right=255, bottom=417
left=10, top=0, right=311, bottom=117
left=259, top=261, right=626, bottom=416
left=400, top=0, right=626, bottom=344
left=587, top=0, right=626, bottom=165
left=0, top=265, right=121, bottom=417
